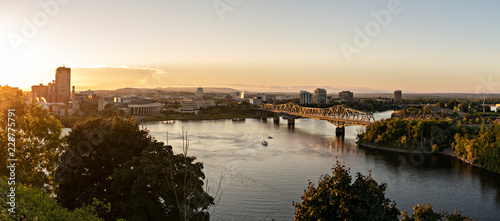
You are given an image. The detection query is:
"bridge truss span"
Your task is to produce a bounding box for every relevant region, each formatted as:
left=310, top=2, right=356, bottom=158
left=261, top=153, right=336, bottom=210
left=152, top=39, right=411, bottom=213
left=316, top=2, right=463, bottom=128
left=259, top=102, right=375, bottom=127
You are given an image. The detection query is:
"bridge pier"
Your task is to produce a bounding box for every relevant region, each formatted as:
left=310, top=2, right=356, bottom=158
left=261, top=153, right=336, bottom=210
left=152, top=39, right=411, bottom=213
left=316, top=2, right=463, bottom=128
left=273, top=113, right=280, bottom=124
left=261, top=111, right=268, bottom=121
left=335, top=126, right=345, bottom=136
left=287, top=117, right=295, bottom=128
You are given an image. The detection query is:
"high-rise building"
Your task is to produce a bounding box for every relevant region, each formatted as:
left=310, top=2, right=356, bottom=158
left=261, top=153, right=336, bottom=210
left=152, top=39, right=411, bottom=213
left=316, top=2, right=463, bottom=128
left=30, top=66, right=72, bottom=105
left=300, top=90, right=313, bottom=104
left=313, top=88, right=327, bottom=104
left=394, top=90, right=402, bottom=103
left=195, top=87, right=204, bottom=99
left=339, top=91, right=354, bottom=102
left=55, top=66, right=71, bottom=104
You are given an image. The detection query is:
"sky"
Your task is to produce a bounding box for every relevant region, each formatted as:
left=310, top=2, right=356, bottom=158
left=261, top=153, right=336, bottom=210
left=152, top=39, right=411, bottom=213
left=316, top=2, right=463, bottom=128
left=1, top=0, right=500, bottom=93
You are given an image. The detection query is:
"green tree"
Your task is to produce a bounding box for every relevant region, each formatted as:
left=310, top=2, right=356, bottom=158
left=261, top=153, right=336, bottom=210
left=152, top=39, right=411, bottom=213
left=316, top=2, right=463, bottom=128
left=0, top=86, right=63, bottom=189
left=111, top=142, right=213, bottom=220
left=55, top=117, right=213, bottom=220
left=0, top=177, right=101, bottom=220
left=293, top=162, right=399, bottom=221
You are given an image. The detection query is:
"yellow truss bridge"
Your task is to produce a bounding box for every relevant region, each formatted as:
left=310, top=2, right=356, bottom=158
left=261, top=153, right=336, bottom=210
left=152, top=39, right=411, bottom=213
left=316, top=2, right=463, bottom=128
left=258, top=102, right=375, bottom=127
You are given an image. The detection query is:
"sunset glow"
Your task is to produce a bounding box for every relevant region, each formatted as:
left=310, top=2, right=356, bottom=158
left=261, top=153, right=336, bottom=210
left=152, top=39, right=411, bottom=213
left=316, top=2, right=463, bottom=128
left=2, top=0, right=500, bottom=93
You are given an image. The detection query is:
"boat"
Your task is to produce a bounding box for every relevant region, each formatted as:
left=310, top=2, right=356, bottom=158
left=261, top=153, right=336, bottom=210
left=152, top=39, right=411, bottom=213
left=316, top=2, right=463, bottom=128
left=261, top=140, right=268, bottom=146
left=232, top=118, right=246, bottom=121
left=161, top=120, right=175, bottom=124
left=268, top=136, right=273, bottom=139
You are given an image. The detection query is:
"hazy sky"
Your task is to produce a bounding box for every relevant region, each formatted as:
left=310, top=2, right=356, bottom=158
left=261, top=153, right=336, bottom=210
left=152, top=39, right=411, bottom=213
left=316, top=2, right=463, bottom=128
left=1, top=0, right=500, bottom=93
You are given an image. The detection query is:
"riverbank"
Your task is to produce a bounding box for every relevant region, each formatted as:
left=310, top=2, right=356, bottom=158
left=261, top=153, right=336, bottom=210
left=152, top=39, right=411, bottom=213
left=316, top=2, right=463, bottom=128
left=357, top=141, right=487, bottom=172
left=138, top=113, right=254, bottom=122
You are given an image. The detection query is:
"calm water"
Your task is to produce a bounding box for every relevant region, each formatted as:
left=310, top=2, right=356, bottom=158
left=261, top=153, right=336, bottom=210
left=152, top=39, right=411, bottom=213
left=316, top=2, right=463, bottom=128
left=140, top=110, right=500, bottom=221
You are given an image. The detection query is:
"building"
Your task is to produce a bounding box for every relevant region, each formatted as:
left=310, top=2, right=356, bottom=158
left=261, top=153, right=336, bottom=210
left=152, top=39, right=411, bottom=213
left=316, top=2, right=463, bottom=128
left=55, top=66, right=71, bottom=104
left=339, top=91, right=354, bottom=102
left=30, top=66, right=72, bottom=105
left=394, top=90, right=402, bottom=103
left=128, top=103, right=163, bottom=115
left=300, top=90, right=313, bottom=104
left=313, top=88, right=327, bottom=104
left=249, top=98, right=263, bottom=106
left=231, top=91, right=244, bottom=100
left=195, top=87, right=204, bottom=99
left=31, top=84, right=49, bottom=101
left=176, top=100, right=217, bottom=114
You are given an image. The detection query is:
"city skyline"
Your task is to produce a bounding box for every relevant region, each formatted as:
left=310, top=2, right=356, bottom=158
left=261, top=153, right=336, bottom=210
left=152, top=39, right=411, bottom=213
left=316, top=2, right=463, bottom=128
left=2, top=1, right=500, bottom=93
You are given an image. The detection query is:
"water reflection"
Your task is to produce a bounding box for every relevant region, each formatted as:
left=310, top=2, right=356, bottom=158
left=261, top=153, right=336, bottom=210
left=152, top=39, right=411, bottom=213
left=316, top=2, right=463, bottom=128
left=141, top=113, right=500, bottom=220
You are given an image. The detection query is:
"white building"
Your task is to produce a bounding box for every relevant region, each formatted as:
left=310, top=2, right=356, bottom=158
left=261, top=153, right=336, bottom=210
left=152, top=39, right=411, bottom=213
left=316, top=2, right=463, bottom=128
left=128, top=103, right=163, bottom=115
left=176, top=100, right=216, bottom=114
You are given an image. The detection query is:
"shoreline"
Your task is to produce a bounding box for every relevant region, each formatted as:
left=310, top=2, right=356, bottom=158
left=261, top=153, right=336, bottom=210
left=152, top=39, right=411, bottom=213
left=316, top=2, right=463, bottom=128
left=356, top=141, right=489, bottom=172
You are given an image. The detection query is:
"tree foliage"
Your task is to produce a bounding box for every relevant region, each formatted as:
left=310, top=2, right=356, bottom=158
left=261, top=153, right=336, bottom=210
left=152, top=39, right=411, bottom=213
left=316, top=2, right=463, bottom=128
left=0, top=85, right=63, bottom=188
left=293, top=162, right=399, bottom=221
left=293, top=163, right=474, bottom=221
left=401, top=203, right=472, bottom=221
left=0, top=177, right=100, bottom=220
left=55, top=116, right=213, bottom=220
left=359, top=117, right=500, bottom=173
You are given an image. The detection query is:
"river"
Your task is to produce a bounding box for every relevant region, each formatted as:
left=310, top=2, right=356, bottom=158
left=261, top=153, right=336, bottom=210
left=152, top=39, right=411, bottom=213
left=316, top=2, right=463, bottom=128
left=141, top=110, right=499, bottom=220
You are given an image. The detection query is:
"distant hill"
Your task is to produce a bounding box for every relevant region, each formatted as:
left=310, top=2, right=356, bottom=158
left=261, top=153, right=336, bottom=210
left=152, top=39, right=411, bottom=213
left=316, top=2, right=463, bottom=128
left=94, top=87, right=240, bottom=95
left=93, top=87, right=500, bottom=99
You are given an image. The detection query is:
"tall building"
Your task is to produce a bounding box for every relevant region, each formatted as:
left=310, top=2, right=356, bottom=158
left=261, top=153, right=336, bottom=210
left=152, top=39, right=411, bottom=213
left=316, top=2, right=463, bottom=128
left=55, top=66, right=71, bottom=104
left=394, top=90, right=402, bottom=103
left=195, top=87, right=204, bottom=99
left=31, top=66, right=72, bottom=105
left=313, top=88, right=327, bottom=104
left=339, top=91, right=354, bottom=102
left=299, top=90, right=313, bottom=104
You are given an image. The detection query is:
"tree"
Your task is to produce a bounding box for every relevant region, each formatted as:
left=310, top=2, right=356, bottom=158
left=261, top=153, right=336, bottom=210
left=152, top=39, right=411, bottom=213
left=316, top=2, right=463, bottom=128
left=401, top=203, right=472, bottom=221
left=0, top=86, right=63, bottom=189
left=55, top=116, right=213, bottom=220
left=0, top=177, right=101, bottom=220
left=111, top=140, right=213, bottom=220
left=458, top=102, right=469, bottom=113
left=293, top=162, right=399, bottom=221
left=447, top=100, right=459, bottom=110
left=435, top=102, right=445, bottom=108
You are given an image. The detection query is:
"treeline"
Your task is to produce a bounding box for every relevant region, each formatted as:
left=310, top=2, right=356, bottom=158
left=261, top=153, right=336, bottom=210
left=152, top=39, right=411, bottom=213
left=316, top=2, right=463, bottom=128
left=298, top=99, right=398, bottom=112
left=358, top=118, right=500, bottom=173
left=452, top=124, right=500, bottom=172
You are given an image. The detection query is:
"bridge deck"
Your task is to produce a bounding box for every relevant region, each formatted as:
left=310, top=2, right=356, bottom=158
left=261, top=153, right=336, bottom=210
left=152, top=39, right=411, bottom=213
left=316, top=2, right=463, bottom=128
left=258, top=103, right=375, bottom=127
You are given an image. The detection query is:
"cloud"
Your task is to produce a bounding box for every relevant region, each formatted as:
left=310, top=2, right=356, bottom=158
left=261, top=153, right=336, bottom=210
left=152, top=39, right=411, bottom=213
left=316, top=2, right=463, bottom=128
left=72, top=65, right=169, bottom=90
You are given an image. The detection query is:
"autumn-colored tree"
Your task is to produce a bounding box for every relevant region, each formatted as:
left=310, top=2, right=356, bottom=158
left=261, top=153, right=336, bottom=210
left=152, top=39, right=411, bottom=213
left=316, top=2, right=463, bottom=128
left=401, top=203, right=472, bottom=221
left=0, top=85, right=63, bottom=188
left=293, top=162, right=399, bottom=221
